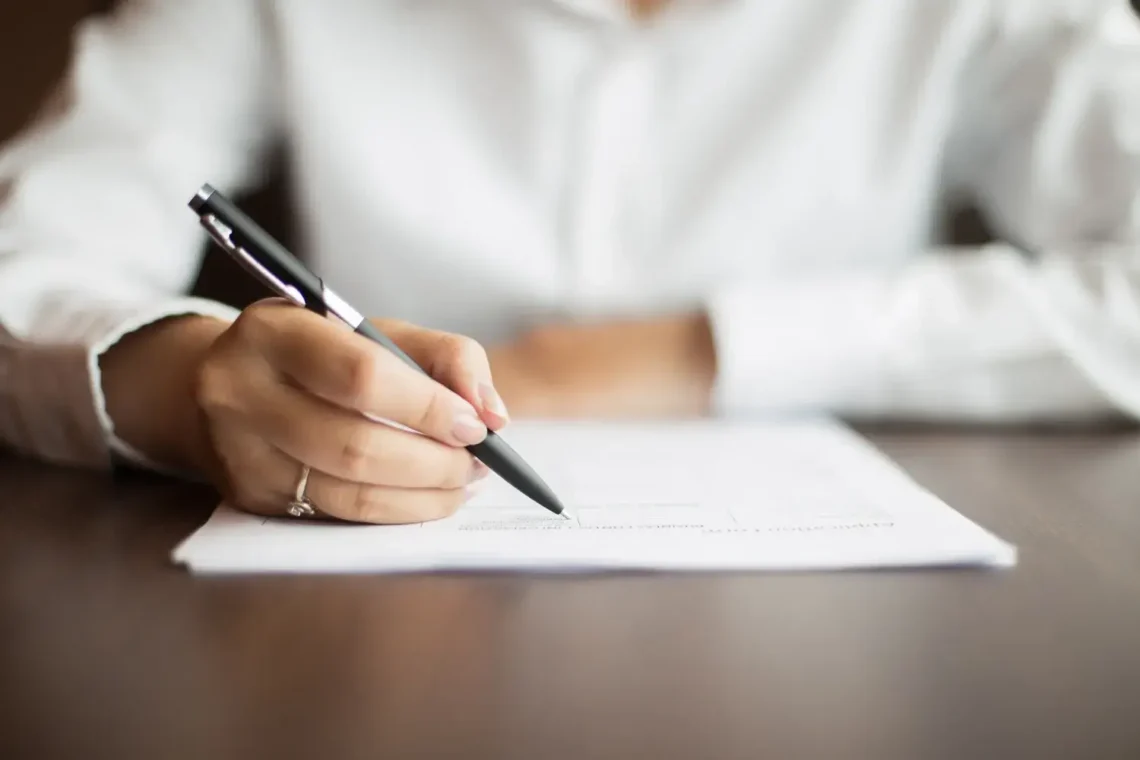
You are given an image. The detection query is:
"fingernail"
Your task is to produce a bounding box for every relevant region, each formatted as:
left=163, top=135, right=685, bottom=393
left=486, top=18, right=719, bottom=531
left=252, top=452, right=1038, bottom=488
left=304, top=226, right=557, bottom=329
left=479, top=382, right=510, bottom=422
left=468, top=459, right=490, bottom=483
left=452, top=411, right=487, bottom=445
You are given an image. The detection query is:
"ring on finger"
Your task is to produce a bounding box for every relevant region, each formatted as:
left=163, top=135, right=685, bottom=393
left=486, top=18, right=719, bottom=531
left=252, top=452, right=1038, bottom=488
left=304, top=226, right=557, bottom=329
left=286, top=464, right=319, bottom=518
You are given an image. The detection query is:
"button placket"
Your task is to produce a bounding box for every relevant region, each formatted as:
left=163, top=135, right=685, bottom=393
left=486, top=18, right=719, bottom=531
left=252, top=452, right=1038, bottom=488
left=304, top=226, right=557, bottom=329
left=562, top=30, right=661, bottom=316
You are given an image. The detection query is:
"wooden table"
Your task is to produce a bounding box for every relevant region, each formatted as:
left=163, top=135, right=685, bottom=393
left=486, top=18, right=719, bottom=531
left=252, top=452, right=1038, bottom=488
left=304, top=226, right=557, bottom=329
left=2, top=428, right=1139, bottom=759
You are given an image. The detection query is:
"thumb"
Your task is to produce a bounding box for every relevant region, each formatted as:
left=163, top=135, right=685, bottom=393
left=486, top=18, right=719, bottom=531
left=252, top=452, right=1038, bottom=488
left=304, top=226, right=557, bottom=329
left=372, top=319, right=509, bottom=430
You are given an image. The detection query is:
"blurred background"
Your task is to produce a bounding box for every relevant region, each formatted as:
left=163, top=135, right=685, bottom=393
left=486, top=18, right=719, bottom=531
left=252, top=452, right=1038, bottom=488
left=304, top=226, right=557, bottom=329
left=0, top=0, right=288, bottom=309
left=3, top=2, right=1137, bottom=310
left=0, top=2, right=103, bottom=143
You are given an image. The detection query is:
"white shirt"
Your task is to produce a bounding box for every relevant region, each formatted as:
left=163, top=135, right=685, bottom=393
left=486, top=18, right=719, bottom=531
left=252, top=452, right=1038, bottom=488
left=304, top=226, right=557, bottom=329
left=2, top=0, right=1139, bottom=468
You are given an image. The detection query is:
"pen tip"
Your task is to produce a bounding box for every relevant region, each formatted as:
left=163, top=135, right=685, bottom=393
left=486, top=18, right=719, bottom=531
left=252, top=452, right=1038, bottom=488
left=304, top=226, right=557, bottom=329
left=559, top=510, right=574, bottom=522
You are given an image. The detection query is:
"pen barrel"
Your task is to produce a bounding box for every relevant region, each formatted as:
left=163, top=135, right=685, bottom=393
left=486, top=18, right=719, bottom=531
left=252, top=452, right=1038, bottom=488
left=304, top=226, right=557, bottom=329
left=194, top=185, right=326, bottom=311
left=353, top=320, right=427, bottom=375
left=467, top=434, right=564, bottom=515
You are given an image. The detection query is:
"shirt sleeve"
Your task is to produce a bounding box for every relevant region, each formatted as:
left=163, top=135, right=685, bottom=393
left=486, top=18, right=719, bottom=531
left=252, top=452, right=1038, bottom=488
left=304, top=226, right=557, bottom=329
left=707, top=0, right=1140, bottom=423
left=0, top=0, right=276, bottom=468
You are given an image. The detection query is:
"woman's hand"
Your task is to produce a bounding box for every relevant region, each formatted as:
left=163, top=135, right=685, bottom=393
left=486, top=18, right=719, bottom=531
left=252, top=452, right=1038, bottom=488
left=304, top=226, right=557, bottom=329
left=488, top=312, right=717, bottom=419
left=101, top=299, right=510, bottom=524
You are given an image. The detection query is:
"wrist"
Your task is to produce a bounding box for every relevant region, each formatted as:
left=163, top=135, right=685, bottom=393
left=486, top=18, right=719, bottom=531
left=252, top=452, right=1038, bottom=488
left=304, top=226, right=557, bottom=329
left=491, top=311, right=718, bottom=419
left=100, top=314, right=230, bottom=474
left=674, top=310, right=717, bottom=414
left=605, top=311, right=716, bottom=417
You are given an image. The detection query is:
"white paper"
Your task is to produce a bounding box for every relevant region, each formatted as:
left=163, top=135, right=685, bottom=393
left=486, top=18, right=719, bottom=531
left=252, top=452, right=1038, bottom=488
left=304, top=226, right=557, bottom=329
left=172, top=419, right=1016, bottom=574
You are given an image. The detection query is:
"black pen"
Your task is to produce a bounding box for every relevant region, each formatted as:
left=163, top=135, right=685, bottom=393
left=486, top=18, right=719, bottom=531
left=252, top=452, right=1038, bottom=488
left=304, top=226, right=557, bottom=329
left=189, top=184, right=569, bottom=520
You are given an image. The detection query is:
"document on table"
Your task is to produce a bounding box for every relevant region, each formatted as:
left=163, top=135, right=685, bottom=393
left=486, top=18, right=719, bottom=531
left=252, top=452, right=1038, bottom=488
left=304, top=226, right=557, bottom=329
left=172, top=419, right=1016, bottom=574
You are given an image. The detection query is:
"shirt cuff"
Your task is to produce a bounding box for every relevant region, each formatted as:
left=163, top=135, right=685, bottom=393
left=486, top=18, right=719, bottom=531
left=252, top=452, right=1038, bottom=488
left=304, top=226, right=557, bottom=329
left=85, top=297, right=240, bottom=474
left=705, top=274, right=897, bottom=416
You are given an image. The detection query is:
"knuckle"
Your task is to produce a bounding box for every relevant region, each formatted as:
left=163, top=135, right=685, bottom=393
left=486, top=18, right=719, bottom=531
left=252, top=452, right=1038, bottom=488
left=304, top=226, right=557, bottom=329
left=444, top=334, right=486, bottom=366
left=194, top=359, right=236, bottom=414
left=437, top=451, right=475, bottom=489
left=415, top=388, right=453, bottom=432
left=336, top=424, right=382, bottom=481
left=342, top=350, right=382, bottom=407
left=349, top=484, right=387, bottom=522
left=232, top=302, right=275, bottom=344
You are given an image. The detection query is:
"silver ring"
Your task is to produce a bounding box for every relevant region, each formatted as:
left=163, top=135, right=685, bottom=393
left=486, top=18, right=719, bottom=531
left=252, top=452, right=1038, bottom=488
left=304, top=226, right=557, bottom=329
left=286, top=465, right=318, bottom=518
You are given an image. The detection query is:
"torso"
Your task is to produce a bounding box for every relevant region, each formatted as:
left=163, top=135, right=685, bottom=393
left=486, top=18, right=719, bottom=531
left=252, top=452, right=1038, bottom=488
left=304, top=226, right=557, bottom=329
left=271, top=0, right=994, bottom=342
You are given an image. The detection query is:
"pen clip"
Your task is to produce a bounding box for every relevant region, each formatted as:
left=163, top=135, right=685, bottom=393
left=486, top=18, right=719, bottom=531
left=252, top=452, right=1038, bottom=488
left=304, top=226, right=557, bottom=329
left=199, top=214, right=306, bottom=307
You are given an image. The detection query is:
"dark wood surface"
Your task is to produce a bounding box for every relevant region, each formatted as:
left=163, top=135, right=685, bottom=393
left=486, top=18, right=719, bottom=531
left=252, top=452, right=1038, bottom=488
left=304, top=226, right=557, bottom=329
left=2, top=429, right=1139, bottom=759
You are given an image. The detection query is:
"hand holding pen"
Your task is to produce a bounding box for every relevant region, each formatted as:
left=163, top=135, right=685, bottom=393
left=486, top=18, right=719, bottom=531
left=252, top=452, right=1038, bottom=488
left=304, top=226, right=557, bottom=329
left=188, top=185, right=567, bottom=523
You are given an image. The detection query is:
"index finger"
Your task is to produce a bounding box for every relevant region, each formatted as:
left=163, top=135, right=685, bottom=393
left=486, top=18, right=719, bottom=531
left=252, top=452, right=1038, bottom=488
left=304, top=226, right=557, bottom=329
left=255, top=306, right=488, bottom=448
